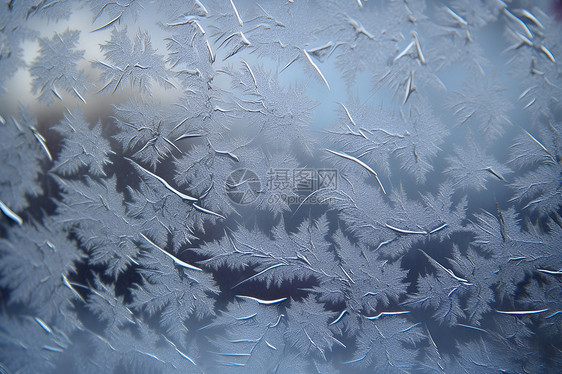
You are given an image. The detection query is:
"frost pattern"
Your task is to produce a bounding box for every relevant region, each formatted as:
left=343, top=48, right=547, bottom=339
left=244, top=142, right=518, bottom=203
left=0, top=1, right=561, bottom=373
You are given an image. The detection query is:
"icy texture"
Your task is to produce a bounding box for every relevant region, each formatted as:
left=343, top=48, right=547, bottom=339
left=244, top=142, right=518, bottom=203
left=0, top=1, right=561, bottom=373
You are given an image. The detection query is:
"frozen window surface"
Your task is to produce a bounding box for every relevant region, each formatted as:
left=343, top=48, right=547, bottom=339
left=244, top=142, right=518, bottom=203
left=0, top=1, right=561, bottom=373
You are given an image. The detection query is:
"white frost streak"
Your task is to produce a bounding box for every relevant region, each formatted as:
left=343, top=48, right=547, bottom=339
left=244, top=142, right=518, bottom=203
left=0, top=200, right=23, bottom=225
left=325, top=149, right=386, bottom=194
left=141, top=233, right=202, bottom=271
left=126, top=158, right=198, bottom=202
left=235, top=295, right=287, bottom=305
left=303, top=49, right=330, bottom=90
